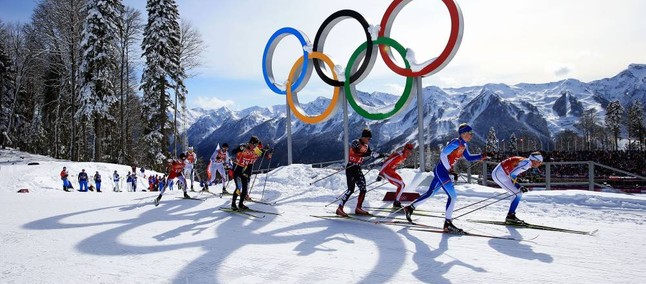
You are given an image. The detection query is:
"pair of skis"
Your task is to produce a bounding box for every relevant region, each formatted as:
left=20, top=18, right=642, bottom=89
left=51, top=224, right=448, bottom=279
left=363, top=206, right=597, bottom=237
left=219, top=206, right=280, bottom=219
left=218, top=191, right=276, bottom=205
left=311, top=214, right=527, bottom=241
left=467, top=219, right=598, bottom=236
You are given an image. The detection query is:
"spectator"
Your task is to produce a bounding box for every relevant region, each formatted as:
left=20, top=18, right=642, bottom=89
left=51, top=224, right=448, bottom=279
left=78, top=169, right=89, bottom=192
left=94, top=171, right=102, bottom=193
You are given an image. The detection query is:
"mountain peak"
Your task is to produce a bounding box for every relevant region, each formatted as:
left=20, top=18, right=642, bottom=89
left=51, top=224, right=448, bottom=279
left=626, top=63, right=646, bottom=79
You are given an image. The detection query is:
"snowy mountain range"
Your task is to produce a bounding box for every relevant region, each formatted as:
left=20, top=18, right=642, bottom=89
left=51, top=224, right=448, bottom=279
left=183, top=64, right=646, bottom=165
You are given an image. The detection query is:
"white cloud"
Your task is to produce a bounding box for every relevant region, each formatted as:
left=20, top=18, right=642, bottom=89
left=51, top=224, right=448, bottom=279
left=192, top=96, right=235, bottom=110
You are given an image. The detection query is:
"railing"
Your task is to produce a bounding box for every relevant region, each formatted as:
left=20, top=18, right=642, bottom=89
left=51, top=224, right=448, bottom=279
left=468, top=161, right=646, bottom=193
left=251, top=159, right=346, bottom=175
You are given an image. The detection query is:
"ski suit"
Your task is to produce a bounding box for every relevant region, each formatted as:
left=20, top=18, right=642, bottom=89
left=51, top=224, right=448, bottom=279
left=209, top=147, right=230, bottom=186
left=159, top=158, right=187, bottom=197
left=184, top=151, right=197, bottom=190
left=339, top=139, right=373, bottom=208
left=379, top=150, right=408, bottom=202
left=492, top=156, right=532, bottom=214
left=410, top=137, right=482, bottom=219
left=231, top=142, right=265, bottom=208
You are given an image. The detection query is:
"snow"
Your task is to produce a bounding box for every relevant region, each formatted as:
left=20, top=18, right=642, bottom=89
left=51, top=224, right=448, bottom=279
left=1, top=148, right=645, bottom=283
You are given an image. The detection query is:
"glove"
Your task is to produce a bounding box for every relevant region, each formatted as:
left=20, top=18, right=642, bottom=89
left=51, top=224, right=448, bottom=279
left=519, top=186, right=529, bottom=193
left=376, top=175, right=383, bottom=182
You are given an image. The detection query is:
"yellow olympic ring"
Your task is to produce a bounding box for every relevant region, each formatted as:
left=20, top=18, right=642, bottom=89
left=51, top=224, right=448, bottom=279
left=286, top=52, right=341, bottom=124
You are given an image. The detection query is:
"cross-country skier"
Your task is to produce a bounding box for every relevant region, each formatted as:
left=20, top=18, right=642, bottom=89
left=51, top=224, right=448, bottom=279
left=155, top=153, right=190, bottom=206
left=78, top=169, right=89, bottom=192
left=208, top=143, right=230, bottom=194
left=184, top=146, right=197, bottom=191
left=113, top=170, right=120, bottom=192
left=336, top=128, right=383, bottom=217
left=491, top=151, right=543, bottom=224
left=230, top=136, right=271, bottom=210
left=403, top=123, right=487, bottom=233
left=377, top=143, right=414, bottom=208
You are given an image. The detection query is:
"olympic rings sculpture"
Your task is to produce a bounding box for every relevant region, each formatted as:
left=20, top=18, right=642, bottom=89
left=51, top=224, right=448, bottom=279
left=262, top=0, right=464, bottom=124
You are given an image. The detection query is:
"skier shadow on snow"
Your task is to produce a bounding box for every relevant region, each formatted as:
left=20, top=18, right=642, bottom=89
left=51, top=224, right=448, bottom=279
left=399, top=228, right=485, bottom=283
left=23, top=195, right=413, bottom=283
left=486, top=227, right=553, bottom=263
left=172, top=214, right=409, bottom=283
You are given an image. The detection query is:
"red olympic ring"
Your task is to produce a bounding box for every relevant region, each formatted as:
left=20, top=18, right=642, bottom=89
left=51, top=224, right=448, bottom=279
left=379, top=0, right=464, bottom=77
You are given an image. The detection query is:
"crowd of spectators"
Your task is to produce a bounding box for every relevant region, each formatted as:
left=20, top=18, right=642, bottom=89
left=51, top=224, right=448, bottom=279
left=490, top=150, right=645, bottom=177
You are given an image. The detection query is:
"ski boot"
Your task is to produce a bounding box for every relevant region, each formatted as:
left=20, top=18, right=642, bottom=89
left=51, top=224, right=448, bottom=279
left=443, top=219, right=465, bottom=234
left=336, top=205, right=349, bottom=217
left=154, top=195, right=162, bottom=207
left=393, top=201, right=402, bottom=209
left=403, top=205, right=414, bottom=223
left=183, top=192, right=191, bottom=199
left=231, top=202, right=238, bottom=211
left=238, top=203, right=249, bottom=211
left=505, top=213, right=526, bottom=225
left=355, top=207, right=370, bottom=215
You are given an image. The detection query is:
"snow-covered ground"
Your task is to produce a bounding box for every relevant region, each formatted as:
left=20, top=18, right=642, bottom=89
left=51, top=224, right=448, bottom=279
left=1, top=148, right=645, bottom=283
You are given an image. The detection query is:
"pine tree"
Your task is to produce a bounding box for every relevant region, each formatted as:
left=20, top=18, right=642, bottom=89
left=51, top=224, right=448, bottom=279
left=80, top=0, right=124, bottom=161
left=627, top=102, right=645, bottom=150
left=509, top=133, right=518, bottom=154
left=0, top=26, right=14, bottom=148
left=605, top=100, right=624, bottom=150
left=140, top=0, right=182, bottom=169
left=575, top=108, right=600, bottom=150
left=485, top=126, right=498, bottom=154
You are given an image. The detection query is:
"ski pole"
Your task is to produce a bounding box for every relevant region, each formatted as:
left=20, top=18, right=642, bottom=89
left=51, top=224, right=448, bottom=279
left=249, top=153, right=266, bottom=194
left=309, top=165, right=357, bottom=186
left=452, top=192, right=515, bottom=220
left=260, top=159, right=273, bottom=200
left=323, top=179, right=383, bottom=207
left=343, top=180, right=390, bottom=203
left=379, top=178, right=451, bottom=219
left=453, top=191, right=509, bottom=212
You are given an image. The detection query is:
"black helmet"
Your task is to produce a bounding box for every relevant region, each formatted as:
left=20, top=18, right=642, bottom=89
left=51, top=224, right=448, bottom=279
left=222, top=143, right=229, bottom=148
left=179, top=153, right=186, bottom=159
left=361, top=128, right=372, bottom=138
left=249, top=136, right=260, bottom=144
left=458, top=123, right=473, bottom=134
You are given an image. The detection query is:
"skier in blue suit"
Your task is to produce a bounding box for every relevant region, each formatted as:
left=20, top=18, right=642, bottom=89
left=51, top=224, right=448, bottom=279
left=404, top=123, right=487, bottom=233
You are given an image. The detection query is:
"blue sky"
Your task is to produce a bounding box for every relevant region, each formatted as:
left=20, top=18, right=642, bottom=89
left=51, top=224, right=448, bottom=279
left=2, top=0, right=646, bottom=110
